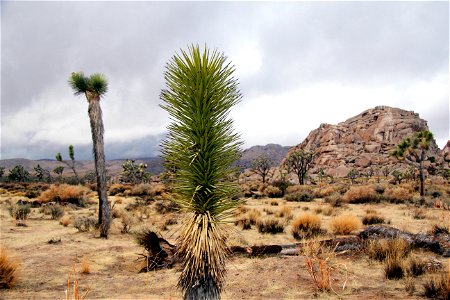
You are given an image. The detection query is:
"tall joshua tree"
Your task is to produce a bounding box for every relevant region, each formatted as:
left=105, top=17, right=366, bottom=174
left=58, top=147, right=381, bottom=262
left=391, top=130, right=434, bottom=197
left=69, top=72, right=110, bottom=238
left=161, top=45, right=242, bottom=300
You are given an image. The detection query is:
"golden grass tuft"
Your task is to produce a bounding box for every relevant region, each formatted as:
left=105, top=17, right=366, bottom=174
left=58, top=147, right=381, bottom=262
left=0, top=247, right=19, bottom=289
left=291, top=213, right=322, bottom=240
left=247, top=209, right=262, bottom=225
left=342, top=185, right=379, bottom=204
left=329, top=214, right=361, bottom=235
left=59, top=215, right=72, bottom=227
left=66, top=266, right=90, bottom=300
left=80, top=258, right=90, bottom=274
left=276, top=205, right=293, bottom=220
left=38, top=184, right=89, bottom=205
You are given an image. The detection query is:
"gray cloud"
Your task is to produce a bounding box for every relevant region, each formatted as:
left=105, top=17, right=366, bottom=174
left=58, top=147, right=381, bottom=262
left=1, top=1, right=448, bottom=160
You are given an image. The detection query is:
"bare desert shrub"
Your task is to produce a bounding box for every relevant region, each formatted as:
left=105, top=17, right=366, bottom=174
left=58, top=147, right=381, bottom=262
left=154, top=201, right=179, bottom=214
left=49, top=205, right=64, bottom=220
left=342, top=185, right=380, bottom=204
left=120, top=211, right=136, bottom=234
left=0, top=247, right=19, bottom=289
left=329, top=214, right=361, bottom=235
left=257, top=217, right=284, bottom=234
left=264, top=185, right=283, bottom=198
left=73, top=216, right=97, bottom=232
left=38, top=184, right=89, bottom=206
left=423, top=271, right=450, bottom=299
left=384, top=186, right=414, bottom=203
left=291, top=213, right=322, bottom=240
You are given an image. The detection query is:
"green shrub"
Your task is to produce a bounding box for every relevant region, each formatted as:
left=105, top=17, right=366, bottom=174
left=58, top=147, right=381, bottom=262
left=8, top=204, right=31, bottom=221
left=285, top=193, right=314, bottom=202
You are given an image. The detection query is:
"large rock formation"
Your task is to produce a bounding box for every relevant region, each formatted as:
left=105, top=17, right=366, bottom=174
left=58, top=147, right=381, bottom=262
left=285, top=106, right=441, bottom=177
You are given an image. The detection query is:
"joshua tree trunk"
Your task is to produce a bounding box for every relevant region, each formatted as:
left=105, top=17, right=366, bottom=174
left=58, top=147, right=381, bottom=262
left=87, top=92, right=110, bottom=238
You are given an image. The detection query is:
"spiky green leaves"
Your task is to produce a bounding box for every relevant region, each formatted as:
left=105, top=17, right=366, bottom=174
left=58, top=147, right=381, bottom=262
left=69, top=72, right=108, bottom=98
left=161, top=45, right=242, bottom=300
left=161, top=45, right=242, bottom=217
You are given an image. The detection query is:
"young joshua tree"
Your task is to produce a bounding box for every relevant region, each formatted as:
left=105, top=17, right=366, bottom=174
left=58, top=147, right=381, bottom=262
left=161, top=45, right=242, bottom=300
left=68, top=72, right=110, bottom=238
left=56, top=145, right=79, bottom=183
left=391, top=130, right=434, bottom=197
left=286, top=148, right=315, bottom=185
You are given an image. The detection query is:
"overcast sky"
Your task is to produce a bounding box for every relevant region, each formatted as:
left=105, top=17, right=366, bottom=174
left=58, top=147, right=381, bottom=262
left=1, top=1, right=449, bottom=160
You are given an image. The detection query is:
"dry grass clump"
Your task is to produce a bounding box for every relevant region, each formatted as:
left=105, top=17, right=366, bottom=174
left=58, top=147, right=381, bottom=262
left=423, top=271, right=450, bottom=299
left=256, top=217, right=284, bottom=234
left=247, top=209, right=262, bottom=225
left=342, top=185, right=380, bottom=204
left=384, top=186, right=414, bottom=203
left=38, top=184, right=89, bottom=206
left=130, top=183, right=165, bottom=197
left=362, top=211, right=385, bottom=225
left=276, top=206, right=293, bottom=220
left=406, top=256, right=427, bottom=277
left=270, top=200, right=279, bottom=206
left=0, top=247, right=19, bottom=289
left=366, top=238, right=410, bottom=262
left=120, top=211, right=137, bottom=234
left=329, top=214, right=361, bottom=235
left=291, top=213, right=322, bottom=240
left=59, top=215, right=72, bottom=227
left=108, top=184, right=131, bottom=196
left=234, top=218, right=252, bottom=230
left=412, top=208, right=427, bottom=220
left=80, top=258, right=90, bottom=274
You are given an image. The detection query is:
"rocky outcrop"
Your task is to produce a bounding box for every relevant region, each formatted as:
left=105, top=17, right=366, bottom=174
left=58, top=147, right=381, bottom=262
left=285, top=106, right=441, bottom=177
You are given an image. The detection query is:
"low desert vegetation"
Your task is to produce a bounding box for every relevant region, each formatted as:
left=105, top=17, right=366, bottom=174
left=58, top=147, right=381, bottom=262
left=423, top=270, right=450, bottom=299
left=38, top=184, right=89, bottom=206
left=257, top=217, right=285, bottom=234
left=0, top=247, right=19, bottom=289
left=291, top=213, right=322, bottom=240
left=329, top=214, right=361, bottom=235
left=342, top=185, right=380, bottom=204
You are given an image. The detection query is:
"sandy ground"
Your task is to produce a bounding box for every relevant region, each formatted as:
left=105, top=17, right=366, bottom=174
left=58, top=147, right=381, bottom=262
left=0, top=191, right=448, bottom=299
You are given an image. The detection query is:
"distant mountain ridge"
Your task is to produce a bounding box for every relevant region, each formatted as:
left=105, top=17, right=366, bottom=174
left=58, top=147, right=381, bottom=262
left=235, top=144, right=291, bottom=169
left=0, top=144, right=290, bottom=177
